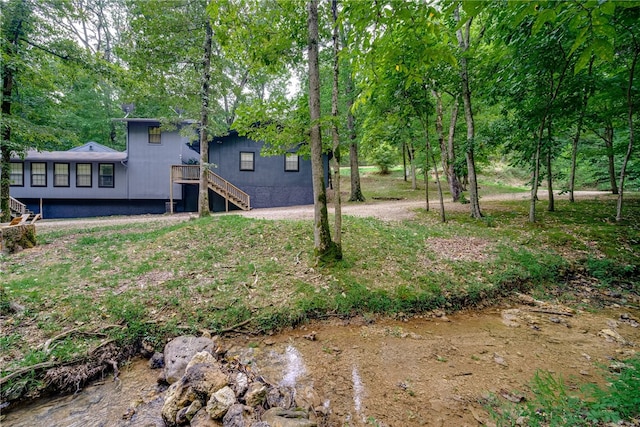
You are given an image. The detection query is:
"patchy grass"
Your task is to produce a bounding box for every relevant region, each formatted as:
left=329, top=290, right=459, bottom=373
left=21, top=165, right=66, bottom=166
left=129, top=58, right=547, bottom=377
left=1, top=171, right=639, bottom=404
left=489, top=356, right=640, bottom=426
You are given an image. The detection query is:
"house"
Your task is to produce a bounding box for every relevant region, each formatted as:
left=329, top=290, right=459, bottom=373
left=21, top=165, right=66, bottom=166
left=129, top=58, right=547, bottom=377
left=7, top=118, right=324, bottom=219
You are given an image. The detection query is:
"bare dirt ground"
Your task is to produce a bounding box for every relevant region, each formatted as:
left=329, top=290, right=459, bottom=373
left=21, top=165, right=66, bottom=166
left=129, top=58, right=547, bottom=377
left=33, top=190, right=614, bottom=230
left=5, top=301, right=640, bottom=427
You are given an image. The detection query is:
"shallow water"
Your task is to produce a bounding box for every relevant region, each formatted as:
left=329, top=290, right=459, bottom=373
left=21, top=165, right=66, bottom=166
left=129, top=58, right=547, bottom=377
left=3, top=305, right=639, bottom=427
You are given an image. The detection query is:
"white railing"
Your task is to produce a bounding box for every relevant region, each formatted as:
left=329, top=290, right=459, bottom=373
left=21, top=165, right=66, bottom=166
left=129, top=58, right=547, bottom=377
left=10, top=196, right=27, bottom=215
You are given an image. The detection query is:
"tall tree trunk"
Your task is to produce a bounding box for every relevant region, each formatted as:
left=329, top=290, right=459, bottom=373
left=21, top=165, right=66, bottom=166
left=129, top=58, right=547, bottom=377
left=1, top=0, right=30, bottom=222
left=602, top=123, right=618, bottom=195
left=434, top=91, right=448, bottom=180
left=455, top=8, right=481, bottom=218
left=402, top=142, right=408, bottom=182
left=546, top=121, right=554, bottom=212
left=330, top=0, right=342, bottom=256
left=447, top=97, right=463, bottom=202
left=616, top=45, right=638, bottom=222
left=308, top=0, right=335, bottom=261
left=530, top=123, right=545, bottom=223
left=341, top=29, right=364, bottom=202
left=198, top=19, right=213, bottom=217
left=408, top=142, right=417, bottom=190
left=569, top=57, right=594, bottom=203
left=422, top=98, right=445, bottom=222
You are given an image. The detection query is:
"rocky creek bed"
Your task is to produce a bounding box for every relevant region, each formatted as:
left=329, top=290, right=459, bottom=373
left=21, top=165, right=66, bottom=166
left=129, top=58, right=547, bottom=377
left=3, top=294, right=639, bottom=427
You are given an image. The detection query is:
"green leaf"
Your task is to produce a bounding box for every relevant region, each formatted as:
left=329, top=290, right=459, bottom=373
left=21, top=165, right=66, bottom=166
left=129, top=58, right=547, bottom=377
left=461, top=1, right=486, bottom=18
left=574, top=47, right=593, bottom=74
left=531, top=8, right=557, bottom=35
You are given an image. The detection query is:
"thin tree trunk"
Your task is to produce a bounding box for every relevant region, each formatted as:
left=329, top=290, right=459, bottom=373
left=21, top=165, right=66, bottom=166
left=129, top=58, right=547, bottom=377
left=455, top=8, right=481, bottom=218
left=530, top=122, right=545, bottom=223
left=423, top=102, right=445, bottom=222
left=408, top=143, right=417, bottom=190
left=447, top=97, right=462, bottom=202
left=1, top=0, right=29, bottom=222
left=343, top=42, right=364, bottom=202
left=424, top=155, right=430, bottom=212
left=434, top=91, right=448, bottom=180
left=330, top=0, right=342, bottom=255
left=402, top=142, right=407, bottom=182
left=198, top=19, right=213, bottom=217
left=569, top=57, right=594, bottom=203
left=546, top=121, right=554, bottom=212
left=308, top=0, right=335, bottom=261
left=602, top=124, right=618, bottom=194
left=616, top=46, right=638, bottom=222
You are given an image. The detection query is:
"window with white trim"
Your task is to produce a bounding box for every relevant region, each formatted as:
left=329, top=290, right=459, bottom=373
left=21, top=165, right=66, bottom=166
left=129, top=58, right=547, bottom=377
left=10, top=162, right=24, bottom=186
left=76, top=163, right=92, bottom=187
left=31, top=162, right=47, bottom=187
left=285, top=153, right=299, bottom=172
left=149, top=126, right=161, bottom=144
left=54, top=163, right=70, bottom=187
left=99, top=163, right=114, bottom=188
left=240, top=152, right=254, bottom=171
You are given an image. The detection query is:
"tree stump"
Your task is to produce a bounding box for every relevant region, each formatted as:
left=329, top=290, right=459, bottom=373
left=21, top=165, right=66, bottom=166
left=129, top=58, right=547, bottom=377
left=0, top=224, right=37, bottom=254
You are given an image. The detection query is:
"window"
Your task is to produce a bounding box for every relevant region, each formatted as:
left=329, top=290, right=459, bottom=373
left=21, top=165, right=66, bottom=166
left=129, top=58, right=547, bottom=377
left=54, top=163, right=70, bottom=187
left=99, top=163, right=114, bottom=188
left=10, top=163, right=24, bottom=186
left=31, top=162, right=47, bottom=187
left=240, top=152, right=254, bottom=171
left=148, top=126, right=161, bottom=144
left=76, top=163, right=92, bottom=187
left=285, top=153, right=299, bottom=172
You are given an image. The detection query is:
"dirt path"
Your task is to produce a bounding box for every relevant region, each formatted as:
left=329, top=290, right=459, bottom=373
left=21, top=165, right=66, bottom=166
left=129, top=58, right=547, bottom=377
left=34, top=190, right=615, bottom=230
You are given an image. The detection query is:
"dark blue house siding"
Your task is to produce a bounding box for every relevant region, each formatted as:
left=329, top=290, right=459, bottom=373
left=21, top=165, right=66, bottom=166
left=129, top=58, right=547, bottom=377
left=21, top=199, right=178, bottom=219
left=208, top=132, right=323, bottom=211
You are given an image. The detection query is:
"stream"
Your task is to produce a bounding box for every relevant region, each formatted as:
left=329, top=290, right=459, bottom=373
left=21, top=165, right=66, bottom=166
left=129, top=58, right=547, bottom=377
left=3, top=305, right=639, bottom=427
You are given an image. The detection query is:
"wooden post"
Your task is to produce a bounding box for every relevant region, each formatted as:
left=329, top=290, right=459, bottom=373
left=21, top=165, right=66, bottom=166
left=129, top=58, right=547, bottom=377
left=169, top=166, right=174, bottom=214
left=39, top=198, right=43, bottom=218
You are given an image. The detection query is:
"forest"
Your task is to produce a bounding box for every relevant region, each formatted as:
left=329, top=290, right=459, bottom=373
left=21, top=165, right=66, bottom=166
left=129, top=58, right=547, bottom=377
left=2, top=1, right=640, bottom=425
left=2, top=1, right=638, bottom=235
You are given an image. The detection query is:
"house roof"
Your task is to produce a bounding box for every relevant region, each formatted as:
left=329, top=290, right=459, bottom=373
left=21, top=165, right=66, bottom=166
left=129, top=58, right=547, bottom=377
left=67, top=141, right=119, bottom=153
left=112, top=118, right=197, bottom=125
left=22, top=149, right=127, bottom=162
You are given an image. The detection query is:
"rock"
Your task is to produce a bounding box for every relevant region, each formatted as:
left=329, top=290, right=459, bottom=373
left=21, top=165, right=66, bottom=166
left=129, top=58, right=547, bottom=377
left=230, top=372, right=249, bottom=397
left=244, top=382, right=267, bottom=407
left=222, top=403, right=255, bottom=427
left=164, top=336, right=215, bottom=384
left=141, top=340, right=156, bottom=358
left=501, top=309, right=521, bottom=327
left=191, top=408, right=223, bottom=427
left=207, top=386, right=237, bottom=419
left=598, top=329, right=628, bottom=345
left=161, top=380, right=198, bottom=427
left=294, top=385, right=322, bottom=411
left=184, top=359, right=229, bottom=397
left=176, top=400, right=203, bottom=425
left=261, top=408, right=317, bottom=427
left=493, top=353, right=508, bottom=367
left=187, top=350, right=218, bottom=371
left=267, top=386, right=295, bottom=410
left=149, top=352, right=165, bottom=369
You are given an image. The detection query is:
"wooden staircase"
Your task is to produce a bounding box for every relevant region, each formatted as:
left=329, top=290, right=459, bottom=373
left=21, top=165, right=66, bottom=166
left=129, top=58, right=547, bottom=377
left=2, top=196, right=35, bottom=219
left=170, top=165, right=251, bottom=212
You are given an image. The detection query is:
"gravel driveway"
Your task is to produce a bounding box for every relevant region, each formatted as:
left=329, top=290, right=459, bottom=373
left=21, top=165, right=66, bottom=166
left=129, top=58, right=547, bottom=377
left=33, top=190, right=614, bottom=230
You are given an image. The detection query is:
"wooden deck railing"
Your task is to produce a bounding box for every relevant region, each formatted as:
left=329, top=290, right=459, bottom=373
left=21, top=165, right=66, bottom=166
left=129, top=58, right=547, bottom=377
left=206, top=169, right=250, bottom=211
left=170, top=165, right=250, bottom=212
left=171, top=164, right=200, bottom=182
left=10, top=196, right=27, bottom=215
